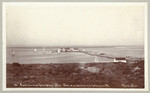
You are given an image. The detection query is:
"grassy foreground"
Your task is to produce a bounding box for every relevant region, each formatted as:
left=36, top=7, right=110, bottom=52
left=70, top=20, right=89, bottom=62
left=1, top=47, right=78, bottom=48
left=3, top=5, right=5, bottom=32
left=7, top=60, right=144, bottom=88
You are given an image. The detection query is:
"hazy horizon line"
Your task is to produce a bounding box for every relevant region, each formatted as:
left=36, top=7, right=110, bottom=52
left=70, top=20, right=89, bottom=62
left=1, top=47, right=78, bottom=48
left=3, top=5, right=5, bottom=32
left=6, top=45, right=144, bottom=47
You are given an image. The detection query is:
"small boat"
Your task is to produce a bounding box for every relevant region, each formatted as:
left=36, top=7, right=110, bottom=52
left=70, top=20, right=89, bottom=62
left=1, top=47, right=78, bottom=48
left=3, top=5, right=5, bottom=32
left=12, top=49, right=15, bottom=56
left=34, top=49, right=37, bottom=53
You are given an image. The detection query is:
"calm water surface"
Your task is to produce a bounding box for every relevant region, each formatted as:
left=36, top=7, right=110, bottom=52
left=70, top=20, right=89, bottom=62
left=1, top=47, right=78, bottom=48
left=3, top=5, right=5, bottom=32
left=6, top=45, right=144, bottom=64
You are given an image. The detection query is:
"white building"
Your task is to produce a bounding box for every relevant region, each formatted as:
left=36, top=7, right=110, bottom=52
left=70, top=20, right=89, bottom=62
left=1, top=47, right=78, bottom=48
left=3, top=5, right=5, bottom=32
left=114, top=57, right=126, bottom=63
left=70, top=48, right=79, bottom=52
left=57, top=48, right=61, bottom=53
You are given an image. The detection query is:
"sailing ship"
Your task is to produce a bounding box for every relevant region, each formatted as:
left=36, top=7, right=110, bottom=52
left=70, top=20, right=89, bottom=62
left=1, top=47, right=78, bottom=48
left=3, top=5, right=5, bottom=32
left=43, top=46, right=46, bottom=54
left=12, top=49, right=15, bottom=56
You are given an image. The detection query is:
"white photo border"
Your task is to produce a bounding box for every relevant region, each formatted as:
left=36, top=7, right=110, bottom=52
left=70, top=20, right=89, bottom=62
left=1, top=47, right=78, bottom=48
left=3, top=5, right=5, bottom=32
left=2, top=2, right=149, bottom=91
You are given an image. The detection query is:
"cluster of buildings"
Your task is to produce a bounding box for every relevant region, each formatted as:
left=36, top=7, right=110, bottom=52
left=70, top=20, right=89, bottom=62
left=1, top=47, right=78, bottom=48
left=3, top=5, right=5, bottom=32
left=57, top=47, right=80, bottom=53
left=33, top=46, right=127, bottom=63
left=114, top=57, right=126, bottom=63
left=94, top=56, right=127, bottom=63
left=57, top=47, right=127, bottom=63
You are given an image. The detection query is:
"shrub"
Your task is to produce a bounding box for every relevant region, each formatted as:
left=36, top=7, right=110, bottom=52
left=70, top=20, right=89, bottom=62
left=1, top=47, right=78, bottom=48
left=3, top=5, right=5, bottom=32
left=12, top=62, right=21, bottom=67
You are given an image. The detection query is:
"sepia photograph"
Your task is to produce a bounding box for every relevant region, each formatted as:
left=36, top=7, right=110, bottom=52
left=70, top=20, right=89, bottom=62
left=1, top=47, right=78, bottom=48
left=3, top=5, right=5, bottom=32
left=2, top=2, right=148, bottom=91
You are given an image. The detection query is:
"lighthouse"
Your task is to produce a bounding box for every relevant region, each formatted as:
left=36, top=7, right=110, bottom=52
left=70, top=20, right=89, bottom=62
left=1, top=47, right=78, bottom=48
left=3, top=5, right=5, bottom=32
left=94, top=56, right=98, bottom=62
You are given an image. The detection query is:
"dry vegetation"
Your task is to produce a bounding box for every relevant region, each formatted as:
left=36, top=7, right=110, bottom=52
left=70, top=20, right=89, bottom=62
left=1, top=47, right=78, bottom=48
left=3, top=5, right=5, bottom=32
left=7, top=60, right=144, bottom=88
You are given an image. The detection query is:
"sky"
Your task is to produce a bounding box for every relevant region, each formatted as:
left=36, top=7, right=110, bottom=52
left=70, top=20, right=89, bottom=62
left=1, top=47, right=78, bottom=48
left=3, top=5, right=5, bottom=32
left=6, top=3, right=145, bottom=46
